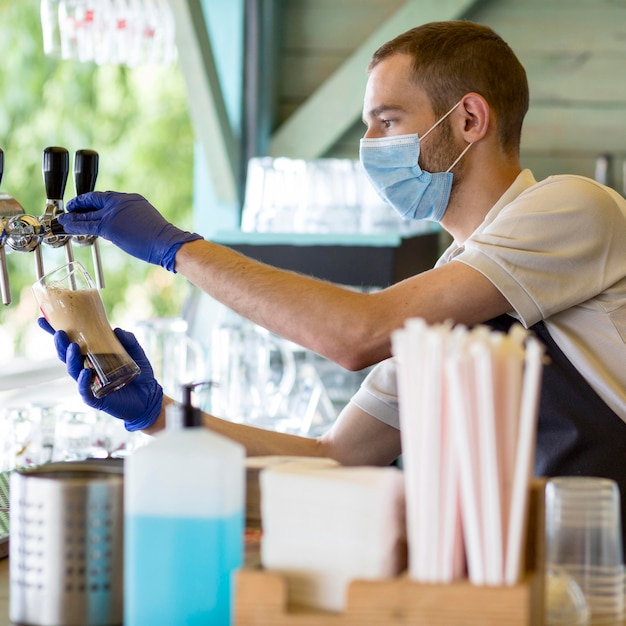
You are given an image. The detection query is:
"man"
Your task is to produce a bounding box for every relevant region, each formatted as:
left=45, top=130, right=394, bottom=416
left=44, top=21, right=626, bottom=503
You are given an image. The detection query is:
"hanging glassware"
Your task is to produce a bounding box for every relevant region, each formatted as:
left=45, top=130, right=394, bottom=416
left=40, top=0, right=177, bottom=67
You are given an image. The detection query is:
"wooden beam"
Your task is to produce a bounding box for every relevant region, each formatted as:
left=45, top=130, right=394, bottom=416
left=524, top=56, right=626, bottom=104
left=268, top=0, right=481, bottom=159
left=168, top=0, right=239, bottom=203
left=522, top=106, right=626, bottom=154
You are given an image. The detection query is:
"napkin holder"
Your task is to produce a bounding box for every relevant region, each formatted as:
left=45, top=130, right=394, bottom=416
left=235, top=479, right=545, bottom=626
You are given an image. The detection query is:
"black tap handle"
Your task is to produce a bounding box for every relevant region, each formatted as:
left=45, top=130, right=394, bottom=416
left=42, top=146, right=69, bottom=200
left=74, top=149, right=99, bottom=195
left=0, top=148, right=4, bottom=188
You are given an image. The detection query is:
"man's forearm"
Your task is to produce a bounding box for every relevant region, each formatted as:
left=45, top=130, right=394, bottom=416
left=174, top=239, right=392, bottom=369
left=143, top=394, right=330, bottom=460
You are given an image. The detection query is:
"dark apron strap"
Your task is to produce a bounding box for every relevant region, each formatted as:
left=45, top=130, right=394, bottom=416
left=484, top=315, right=626, bottom=555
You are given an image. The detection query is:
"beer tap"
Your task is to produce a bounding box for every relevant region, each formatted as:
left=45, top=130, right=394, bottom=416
left=71, top=149, right=105, bottom=288
left=0, top=149, right=23, bottom=305
left=0, top=147, right=104, bottom=306
left=3, top=147, right=70, bottom=282
left=0, top=147, right=10, bottom=305
left=40, top=146, right=73, bottom=275
left=0, top=148, right=30, bottom=305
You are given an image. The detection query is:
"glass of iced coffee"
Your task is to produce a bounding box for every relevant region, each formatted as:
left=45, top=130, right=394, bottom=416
left=33, top=261, right=140, bottom=398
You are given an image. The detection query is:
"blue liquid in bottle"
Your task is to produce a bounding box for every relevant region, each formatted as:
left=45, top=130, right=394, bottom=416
left=125, top=512, right=243, bottom=626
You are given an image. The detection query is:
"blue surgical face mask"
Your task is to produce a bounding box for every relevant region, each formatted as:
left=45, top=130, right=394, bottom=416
left=359, top=100, right=472, bottom=222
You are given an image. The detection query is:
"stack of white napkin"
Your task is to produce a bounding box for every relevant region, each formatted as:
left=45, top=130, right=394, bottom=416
left=245, top=456, right=339, bottom=528
left=260, top=462, right=406, bottom=611
left=392, top=318, right=544, bottom=586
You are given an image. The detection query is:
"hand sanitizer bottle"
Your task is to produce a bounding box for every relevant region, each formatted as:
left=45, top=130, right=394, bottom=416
left=124, top=383, right=245, bottom=625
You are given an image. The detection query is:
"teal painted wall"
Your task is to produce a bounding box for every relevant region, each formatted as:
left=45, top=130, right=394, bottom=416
left=193, top=0, right=244, bottom=238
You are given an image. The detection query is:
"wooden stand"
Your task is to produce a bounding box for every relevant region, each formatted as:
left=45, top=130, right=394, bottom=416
left=235, top=481, right=545, bottom=626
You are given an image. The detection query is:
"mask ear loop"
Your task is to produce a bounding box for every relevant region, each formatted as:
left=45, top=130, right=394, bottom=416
left=420, top=99, right=463, bottom=141
left=446, top=141, right=473, bottom=173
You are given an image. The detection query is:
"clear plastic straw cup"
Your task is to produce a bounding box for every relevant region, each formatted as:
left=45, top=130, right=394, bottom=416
left=545, top=477, right=625, bottom=624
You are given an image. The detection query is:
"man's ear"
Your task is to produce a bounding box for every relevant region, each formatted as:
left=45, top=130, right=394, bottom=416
left=457, top=93, right=490, bottom=142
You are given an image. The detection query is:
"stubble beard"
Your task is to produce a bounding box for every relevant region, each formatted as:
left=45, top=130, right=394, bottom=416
left=418, top=120, right=467, bottom=188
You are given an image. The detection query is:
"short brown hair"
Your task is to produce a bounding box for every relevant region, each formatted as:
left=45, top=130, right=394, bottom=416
left=369, top=21, right=529, bottom=155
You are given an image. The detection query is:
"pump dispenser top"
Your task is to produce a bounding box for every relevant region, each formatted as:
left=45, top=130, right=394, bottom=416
left=182, top=382, right=202, bottom=427
left=164, top=381, right=209, bottom=430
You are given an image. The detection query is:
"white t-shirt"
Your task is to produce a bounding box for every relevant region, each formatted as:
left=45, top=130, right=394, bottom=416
left=351, top=169, right=626, bottom=426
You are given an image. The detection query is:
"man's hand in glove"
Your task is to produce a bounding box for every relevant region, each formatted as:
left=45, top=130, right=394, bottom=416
left=59, top=191, right=203, bottom=272
left=38, top=317, right=163, bottom=432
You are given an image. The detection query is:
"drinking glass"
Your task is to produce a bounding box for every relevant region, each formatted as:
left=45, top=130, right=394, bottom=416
left=209, top=317, right=295, bottom=426
left=33, top=261, right=140, bottom=398
left=133, top=317, right=206, bottom=402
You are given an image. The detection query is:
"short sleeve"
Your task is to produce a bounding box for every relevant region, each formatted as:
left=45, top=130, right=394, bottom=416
left=455, top=176, right=626, bottom=326
left=349, top=358, right=400, bottom=429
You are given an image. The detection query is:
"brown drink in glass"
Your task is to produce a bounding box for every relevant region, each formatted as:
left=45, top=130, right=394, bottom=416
left=33, top=261, right=140, bottom=398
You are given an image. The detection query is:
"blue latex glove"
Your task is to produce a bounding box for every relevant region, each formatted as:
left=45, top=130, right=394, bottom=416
left=38, top=317, right=163, bottom=432
left=59, top=191, right=203, bottom=272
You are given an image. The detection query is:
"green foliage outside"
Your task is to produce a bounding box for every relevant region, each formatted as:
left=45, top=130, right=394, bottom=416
left=0, top=1, right=194, bottom=362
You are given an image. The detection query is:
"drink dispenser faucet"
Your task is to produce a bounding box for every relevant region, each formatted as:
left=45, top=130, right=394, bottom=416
left=0, top=148, right=29, bottom=305
left=40, top=146, right=74, bottom=272
left=0, top=147, right=9, bottom=305
left=71, top=150, right=105, bottom=288
left=4, top=146, right=70, bottom=282
left=0, top=146, right=104, bottom=305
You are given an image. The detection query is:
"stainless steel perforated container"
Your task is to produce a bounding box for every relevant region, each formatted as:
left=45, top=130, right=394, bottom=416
left=9, top=459, right=123, bottom=626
